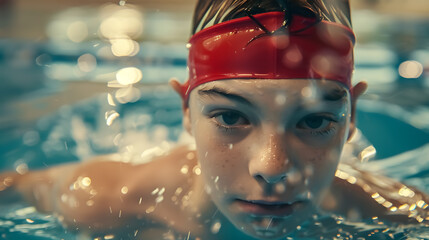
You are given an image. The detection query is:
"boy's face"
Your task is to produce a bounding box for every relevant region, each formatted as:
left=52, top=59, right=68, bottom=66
left=185, top=79, right=352, bottom=239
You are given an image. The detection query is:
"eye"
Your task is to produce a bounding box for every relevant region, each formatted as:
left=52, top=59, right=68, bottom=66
left=213, top=111, right=249, bottom=127
left=297, top=114, right=336, bottom=131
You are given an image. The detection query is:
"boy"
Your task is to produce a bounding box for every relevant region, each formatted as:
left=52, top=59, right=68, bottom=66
left=1, top=0, right=428, bottom=239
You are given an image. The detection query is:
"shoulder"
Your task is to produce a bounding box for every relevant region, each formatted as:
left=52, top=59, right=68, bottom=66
left=54, top=145, right=203, bottom=232
left=323, top=163, right=429, bottom=223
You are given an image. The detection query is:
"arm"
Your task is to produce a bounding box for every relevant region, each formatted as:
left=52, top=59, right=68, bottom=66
left=323, top=163, right=429, bottom=223
left=0, top=146, right=203, bottom=234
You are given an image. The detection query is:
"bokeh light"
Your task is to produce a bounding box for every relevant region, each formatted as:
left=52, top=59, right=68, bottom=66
left=98, top=5, right=143, bottom=40
left=77, top=53, right=97, bottom=72
left=116, top=67, right=142, bottom=85
left=66, top=21, right=88, bottom=43
left=110, top=38, right=140, bottom=57
left=398, top=60, right=424, bottom=79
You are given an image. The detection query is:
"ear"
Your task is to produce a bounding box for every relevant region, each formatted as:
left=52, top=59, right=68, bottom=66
left=169, top=78, right=193, bottom=136
left=169, top=78, right=184, bottom=98
left=348, top=81, right=368, bottom=141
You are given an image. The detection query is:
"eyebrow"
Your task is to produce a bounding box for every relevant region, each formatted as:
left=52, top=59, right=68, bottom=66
left=197, top=85, right=347, bottom=105
left=197, top=87, right=254, bottom=106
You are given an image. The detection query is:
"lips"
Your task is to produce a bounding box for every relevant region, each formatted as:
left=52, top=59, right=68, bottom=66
left=236, top=199, right=300, bottom=217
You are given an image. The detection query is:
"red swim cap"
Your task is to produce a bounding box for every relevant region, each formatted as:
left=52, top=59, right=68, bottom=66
left=181, top=11, right=355, bottom=101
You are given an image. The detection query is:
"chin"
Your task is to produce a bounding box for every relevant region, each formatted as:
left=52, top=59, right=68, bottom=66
left=231, top=207, right=315, bottom=240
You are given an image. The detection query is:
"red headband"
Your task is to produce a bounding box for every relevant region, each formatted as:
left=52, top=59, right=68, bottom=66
left=181, top=11, right=355, bottom=100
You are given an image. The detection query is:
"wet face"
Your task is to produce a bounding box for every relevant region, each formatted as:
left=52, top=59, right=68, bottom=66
left=185, top=79, right=352, bottom=239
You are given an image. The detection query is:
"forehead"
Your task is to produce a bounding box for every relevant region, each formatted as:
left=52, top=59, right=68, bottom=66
left=189, top=79, right=349, bottom=105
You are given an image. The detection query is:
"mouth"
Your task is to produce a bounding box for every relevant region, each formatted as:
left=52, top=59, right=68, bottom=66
left=235, top=199, right=303, bottom=217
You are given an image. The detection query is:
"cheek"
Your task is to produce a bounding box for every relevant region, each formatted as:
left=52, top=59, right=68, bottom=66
left=289, top=131, right=345, bottom=197
left=299, top=147, right=342, bottom=203
left=194, top=134, right=240, bottom=185
left=195, top=138, right=252, bottom=200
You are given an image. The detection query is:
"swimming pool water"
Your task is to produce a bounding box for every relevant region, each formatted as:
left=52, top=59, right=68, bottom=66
left=0, top=85, right=429, bottom=239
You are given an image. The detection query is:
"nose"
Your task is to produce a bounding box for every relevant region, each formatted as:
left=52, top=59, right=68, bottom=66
left=249, top=133, right=291, bottom=184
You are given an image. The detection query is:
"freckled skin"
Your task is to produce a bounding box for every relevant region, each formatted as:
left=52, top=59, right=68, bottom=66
left=185, top=80, right=353, bottom=238
left=0, top=79, right=428, bottom=240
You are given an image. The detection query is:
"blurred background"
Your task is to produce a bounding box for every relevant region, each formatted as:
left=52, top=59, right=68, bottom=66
left=0, top=0, right=428, bottom=169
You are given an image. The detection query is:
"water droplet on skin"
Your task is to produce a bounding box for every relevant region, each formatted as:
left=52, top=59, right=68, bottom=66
left=417, top=200, right=428, bottom=209
left=146, top=206, right=155, bottom=213
left=151, top=188, right=159, bottom=195
left=121, top=186, right=128, bottom=194
left=104, top=234, right=115, bottom=239
left=335, top=215, right=344, bottom=224
left=286, top=169, right=302, bottom=186
left=139, top=197, right=142, bottom=205
left=346, top=176, right=357, bottom=184
left=229, top=144, right=233, bottom=150
left=186, top=152, right=195, bottom=160
left=398, top=186, right=415, bottom=198
left=81, top=177, right=91, bottom=187
left=180, top=165, right=189, bottom=174
left=398, top=204, right=409, bottom=211
left=275, top=93, right=286, bottom=105
left=86, top=200, right=94, bottom=206
left=61, top=194, right=68, bottom=203
left=301, top=86, right=313, bottom=98
left=155, top=195, right=164, bottom=203
left=159, top=187, right=165, bottom=195
left=73, top=181, right=79, bottom=190
left=175, top=187, right=183, bottom=195
left=214, top=176, right=219, bottom=183
left=210, top=220, right=222, bottom=234
left=274, top=183, right=285, bottom=194
left=390, top=206, right=398, bottom=212
left=193, top=166, right=201, bottom=175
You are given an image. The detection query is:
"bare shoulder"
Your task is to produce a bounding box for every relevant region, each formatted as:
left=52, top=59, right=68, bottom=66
left=69, top=145, right=201, bottom=224
left=323, top=163, right=429, bottom=223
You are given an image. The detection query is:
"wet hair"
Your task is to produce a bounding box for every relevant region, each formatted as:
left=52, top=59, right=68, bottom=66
left=192, top=0, right=352, bottom=34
